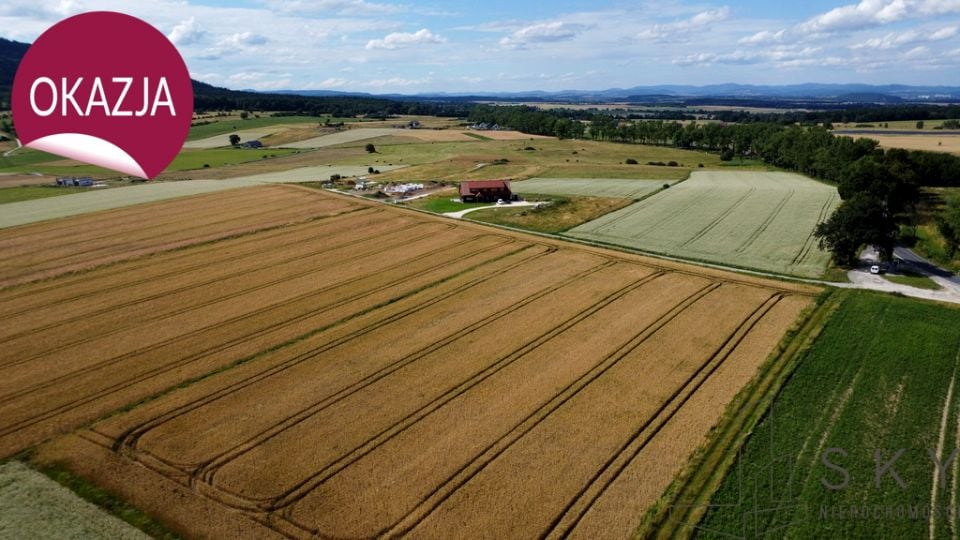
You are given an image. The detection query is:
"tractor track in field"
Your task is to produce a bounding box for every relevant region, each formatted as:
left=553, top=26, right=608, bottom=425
left=0, top=219, right=438, bottom=347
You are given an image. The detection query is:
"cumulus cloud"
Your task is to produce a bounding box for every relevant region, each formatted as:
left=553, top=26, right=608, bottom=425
left=168, top=17, right=205, bottom=46
left=365, top=28, right=445, bottom=50
left=637, top=7, right=730, bottom=42
left=851, top=25, right=957, bottom=49
left=674, top=45, right=822, bottom=66
left=0, top=0, right=80, bottom=19
left=739, top=29, right=786, bottom=44
left=798, top=0, right=960, bottom=33
left=499, top=22, right=585, bottom=49
left=221, top=31, right=269, bottom=47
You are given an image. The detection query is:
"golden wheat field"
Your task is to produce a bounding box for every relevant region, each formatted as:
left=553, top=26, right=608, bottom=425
left=0, top=184, right=818, bottom=538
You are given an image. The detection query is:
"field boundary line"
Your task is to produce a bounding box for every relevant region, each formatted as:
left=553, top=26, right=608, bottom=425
left=633, top=289, right=845, bottom=539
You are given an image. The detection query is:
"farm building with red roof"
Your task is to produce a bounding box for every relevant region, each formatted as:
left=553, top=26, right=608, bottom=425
left=459, top=180, right=513, bottom=203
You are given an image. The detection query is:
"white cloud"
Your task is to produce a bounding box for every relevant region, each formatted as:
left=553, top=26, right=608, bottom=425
left=365, top=28, right=445, bottom=50
left=499, top=21, right=585, bottom=49
left=262, top=0, right=404, bottom=15
left=637, top=7, right=730, bottom=42
left=221, top=31, right=269, bottom=47
left=799, top=0, right=960, bottom=33
left=851, top=25, right=958, bottom=48
left=168, top=17, right=205, bottom=46
left=739, top=29, right=785, bottom=44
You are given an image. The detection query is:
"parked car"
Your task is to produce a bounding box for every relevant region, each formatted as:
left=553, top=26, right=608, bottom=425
left=870, top=265, right=881, bottom=274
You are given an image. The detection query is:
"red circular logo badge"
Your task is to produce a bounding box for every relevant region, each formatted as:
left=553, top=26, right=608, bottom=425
left=12, top=12, right=193, bottom=179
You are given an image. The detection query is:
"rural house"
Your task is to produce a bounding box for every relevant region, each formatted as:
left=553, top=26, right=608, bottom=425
left=459, top=180, right=513, bottom=203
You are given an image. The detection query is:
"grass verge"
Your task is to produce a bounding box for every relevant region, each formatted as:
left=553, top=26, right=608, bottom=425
left=0, top=186, right=87, bottom=204
left=635, top=288, right=844, bottom=539
left=32, top=460, right=180, bottom=539
left=468, top=195, right=632, bottom=234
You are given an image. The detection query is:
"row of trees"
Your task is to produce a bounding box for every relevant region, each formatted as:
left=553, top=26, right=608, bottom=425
left=471, top=104, right=960, bottom=265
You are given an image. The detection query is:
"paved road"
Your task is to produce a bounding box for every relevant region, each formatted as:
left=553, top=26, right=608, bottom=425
left=893, top=246, right=960, bottom=287
left=846, top=246, right=960, bottom=305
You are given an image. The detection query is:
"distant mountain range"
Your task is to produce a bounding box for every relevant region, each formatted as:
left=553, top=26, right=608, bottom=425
left=275, top=83, right=960, bottom=104
left=3, top=36, right=959, bottom=107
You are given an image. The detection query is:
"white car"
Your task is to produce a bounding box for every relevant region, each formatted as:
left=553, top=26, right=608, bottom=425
left=870, top=265, right=881, bottom=274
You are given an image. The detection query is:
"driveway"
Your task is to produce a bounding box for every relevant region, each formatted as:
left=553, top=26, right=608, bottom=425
left=443, top=201, right=538, bottom=219
left=847, top=246, right=960, bottom=304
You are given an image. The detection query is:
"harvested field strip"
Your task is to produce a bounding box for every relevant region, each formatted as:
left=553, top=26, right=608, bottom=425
left=0, top=239, right=543, bottom=457
left=0, top=208, right=391, bottom=319
left=0, top=217, right=437, bottom=349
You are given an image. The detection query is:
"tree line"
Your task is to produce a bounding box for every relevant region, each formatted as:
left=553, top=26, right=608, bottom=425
left=470, top=104, right=960, bottom=266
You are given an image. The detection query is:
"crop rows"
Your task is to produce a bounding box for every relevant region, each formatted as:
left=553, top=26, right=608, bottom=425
left=567, top=171, right=841, bottom=277
left=696, top=291, right=960, bottom=539
left=512, top=178, right=672, bottom=199
left=11, top=186, right=818, bottom=538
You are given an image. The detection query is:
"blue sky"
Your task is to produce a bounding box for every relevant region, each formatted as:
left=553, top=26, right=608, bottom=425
left=2, top=0, right=960, bottom=92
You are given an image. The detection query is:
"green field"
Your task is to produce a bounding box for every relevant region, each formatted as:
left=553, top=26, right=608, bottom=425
left=406, top=195, right=489, bottom=213
left=0, top=186, right=87, bottom=204
left=696, top=291, right=960, bottom=539
left=511, top=177, right=673, bottom=199
left=468, top=195, right=632, bottom=234
left=186, top=115, right=351, bottom=141
left=168, top=149, right=301, bottom=171
left=566, top=171, right=841, bottom=277
left=0, top=148, right=301, bottom=176
left=0, top=180, right=260, bottom=229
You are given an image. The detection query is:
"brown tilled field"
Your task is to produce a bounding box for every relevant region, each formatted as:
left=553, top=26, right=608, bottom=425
left=4, top=184, right=819, bottom=538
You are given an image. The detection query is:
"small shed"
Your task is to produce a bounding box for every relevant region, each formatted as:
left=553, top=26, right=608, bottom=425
left=460, top=180, right=512, bottom=203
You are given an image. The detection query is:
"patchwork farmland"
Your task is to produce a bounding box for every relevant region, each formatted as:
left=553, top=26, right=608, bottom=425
left=513, top=177, right=673, bottom=199
left=567, top=171, right=841, bottom=278
left=0, top=184, right=819, bottom=538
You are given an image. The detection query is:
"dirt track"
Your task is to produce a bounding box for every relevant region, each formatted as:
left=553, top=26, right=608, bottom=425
left=13, top=185, right=817, bottom=538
